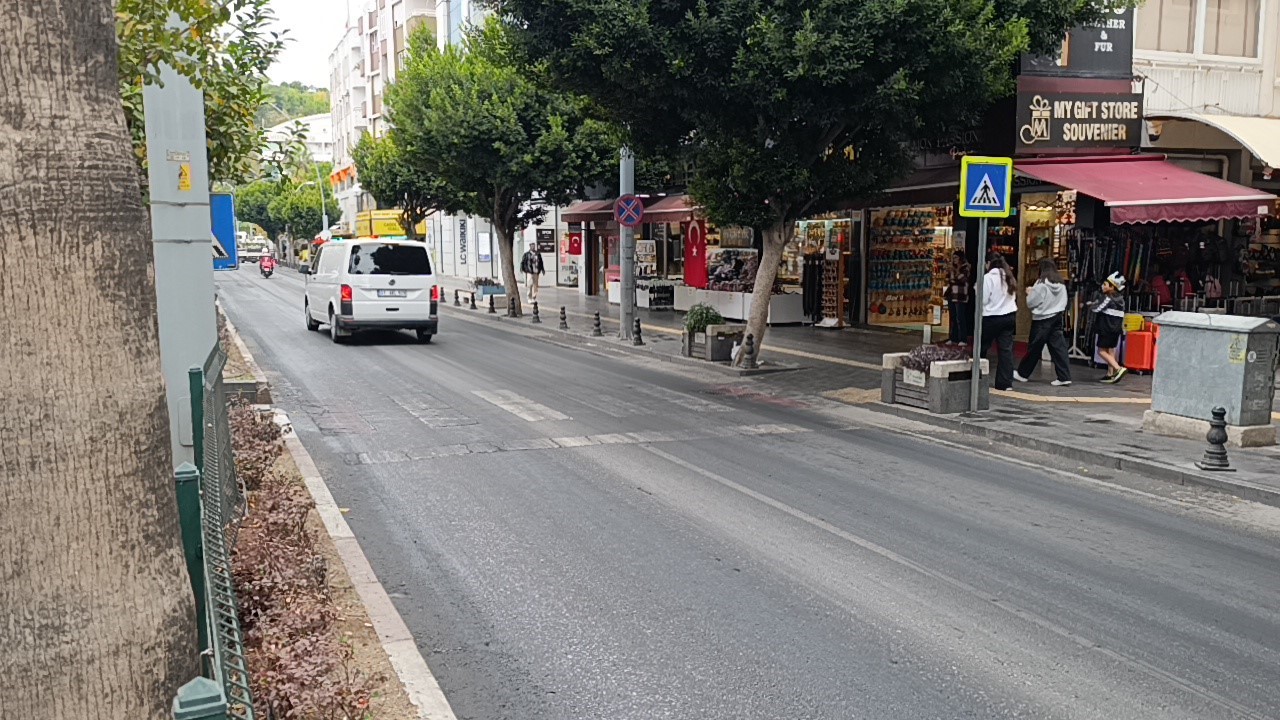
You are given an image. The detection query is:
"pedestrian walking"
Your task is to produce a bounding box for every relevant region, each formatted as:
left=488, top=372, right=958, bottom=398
left=1091, top=271, right=1128, bottom=384
left=521, top=243, right=545, bottom=302
left=1014, top=259, right=1072, bottom=386
left=980, top=252, right=1018, bottom=391
left=944, top=252, right=973, bottom=345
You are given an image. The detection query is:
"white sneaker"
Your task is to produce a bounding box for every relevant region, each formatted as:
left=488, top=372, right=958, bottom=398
left=1051, top=380, right=1072, bottom=387
left=1013, top=371, right=1029, bottom=383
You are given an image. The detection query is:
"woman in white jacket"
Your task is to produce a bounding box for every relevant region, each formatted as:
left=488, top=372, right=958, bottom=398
left=1014, top=259, right=1073, bottom=386
left=980, top=252, right=1018, bottom=391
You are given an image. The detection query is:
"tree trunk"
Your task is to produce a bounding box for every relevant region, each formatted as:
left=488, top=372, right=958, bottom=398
left=0, top=0, right=200, bottom=716
left=493, top=214, right=523, bottom=317
left=735, top=220, right=789, bottom=366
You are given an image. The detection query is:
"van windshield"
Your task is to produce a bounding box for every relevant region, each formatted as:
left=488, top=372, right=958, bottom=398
left=348, top=243, right=432, bottom=275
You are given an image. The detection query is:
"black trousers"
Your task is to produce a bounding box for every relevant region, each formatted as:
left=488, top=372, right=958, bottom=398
left=948, top=300, right=973, bottom=343
left=980, top=312, right=1017, bottom=390
left=1016, top=313, right=1072, bottom=382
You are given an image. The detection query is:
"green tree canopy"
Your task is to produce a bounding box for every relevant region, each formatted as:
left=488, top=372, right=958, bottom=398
left=386, top=20, right=615, bottom=313
left=267, top=174, right=340, bottom=242
left=352, top=132, right=446, bottom=238
left=235, top=179, right=288, bottom=240
left=257, top=82, right=331, bottom=126
left=488, top=0, right=1123, bottom=356
left=117, top=0, right=284, bottom=184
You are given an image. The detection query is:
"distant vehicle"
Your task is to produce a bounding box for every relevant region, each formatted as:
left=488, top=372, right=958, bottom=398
left=300, top=238, right=440, bottom=344
left=238, top=239, right=270, bottom=264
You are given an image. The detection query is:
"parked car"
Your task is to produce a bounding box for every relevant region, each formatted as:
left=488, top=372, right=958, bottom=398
left=300, top=238, right=440, bottom=344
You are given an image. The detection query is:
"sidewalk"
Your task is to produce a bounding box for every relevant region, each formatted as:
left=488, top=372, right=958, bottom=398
left=440, top=276, right=1280, bottom=506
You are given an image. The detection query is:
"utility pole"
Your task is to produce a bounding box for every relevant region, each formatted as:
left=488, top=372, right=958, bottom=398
left=144, top=13, right=217, bottom=469
left=619, top=147, right=636, bottom=340
left=314, top=162, right=330, bottom=238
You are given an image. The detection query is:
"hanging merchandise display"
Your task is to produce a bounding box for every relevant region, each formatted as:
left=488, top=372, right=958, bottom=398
left=868, top=206, right=954, bottom=327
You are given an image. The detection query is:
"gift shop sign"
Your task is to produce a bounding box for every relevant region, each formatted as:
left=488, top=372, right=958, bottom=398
left=1016, top=90, right=1142, bottom=151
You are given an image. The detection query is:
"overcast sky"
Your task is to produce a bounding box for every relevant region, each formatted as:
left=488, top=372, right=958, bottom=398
left=266, top=0, right=350, bottom=88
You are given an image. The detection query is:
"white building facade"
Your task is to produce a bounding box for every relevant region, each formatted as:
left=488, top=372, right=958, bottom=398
left=264, top=113, right=333, bottom=166
left=1136, top=0, right=1280, bottom=194
left=329, top=0, right=436, bottom=233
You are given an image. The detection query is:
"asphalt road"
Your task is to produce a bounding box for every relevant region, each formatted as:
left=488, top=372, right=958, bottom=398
left=218, top=266, right=1280, bottom=720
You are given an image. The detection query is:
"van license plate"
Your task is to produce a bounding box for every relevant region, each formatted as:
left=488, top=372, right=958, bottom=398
left=378, top=289, right=407, bottom=298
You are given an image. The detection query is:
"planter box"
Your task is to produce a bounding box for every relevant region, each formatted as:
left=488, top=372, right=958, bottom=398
left=682, top=324, right=745, bottom=361
left=881, top=352, right=990, bottom=414
left=474, top=285, right=505, bottom=296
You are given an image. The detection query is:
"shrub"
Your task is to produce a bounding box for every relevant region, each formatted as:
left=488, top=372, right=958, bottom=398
left=685, top=303, right=724, bottom=334
left=230, top=402, right=282, bottom=492
left=900, top=344, right=972, bottom=373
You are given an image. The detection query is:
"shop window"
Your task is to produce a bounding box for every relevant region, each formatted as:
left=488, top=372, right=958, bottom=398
left=1136, top=0, right=1261, bottom=58
left=1135, top=0, right=1196, bottom=53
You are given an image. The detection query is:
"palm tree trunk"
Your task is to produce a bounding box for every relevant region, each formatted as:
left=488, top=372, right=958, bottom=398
left=0, top=0, right=199, bottom=716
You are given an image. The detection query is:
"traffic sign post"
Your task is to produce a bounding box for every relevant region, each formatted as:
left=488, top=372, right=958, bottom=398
left=958, top=156, right=1014, bottom=414
left=616, top=153, right=639, bottom=340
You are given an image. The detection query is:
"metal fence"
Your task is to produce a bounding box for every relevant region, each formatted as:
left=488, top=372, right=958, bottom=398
left=176, top=344, right=255, bottom=719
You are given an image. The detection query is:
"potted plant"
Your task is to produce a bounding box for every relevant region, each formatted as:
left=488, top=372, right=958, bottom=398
left=881, top=344, right=989, bottom=413
left=683, top=303, right=723, bottom=358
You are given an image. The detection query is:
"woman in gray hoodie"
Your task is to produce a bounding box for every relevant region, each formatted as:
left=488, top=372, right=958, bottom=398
left=1014, top=259, right=1072, bottom=386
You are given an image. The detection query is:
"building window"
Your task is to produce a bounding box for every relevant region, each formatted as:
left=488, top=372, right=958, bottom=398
left=1136, top=0, right=1261, bottom=58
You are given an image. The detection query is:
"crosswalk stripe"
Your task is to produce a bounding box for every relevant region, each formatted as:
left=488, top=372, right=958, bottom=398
left=472, top=390, right=570, bottom=422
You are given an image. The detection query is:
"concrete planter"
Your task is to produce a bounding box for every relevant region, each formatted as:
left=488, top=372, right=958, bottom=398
left=682, top=324, right=744, bottom=361
left=881, top=352, right=989, bottom=414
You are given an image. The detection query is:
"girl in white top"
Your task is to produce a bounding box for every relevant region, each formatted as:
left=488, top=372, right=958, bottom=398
left=980, top=252, right=1019, bottom=390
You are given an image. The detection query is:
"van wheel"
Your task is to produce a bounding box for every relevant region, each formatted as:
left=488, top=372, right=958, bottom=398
left=305, top=302, right=321, bottom=331
left=416, top=330, right=434, bottom=343
left=329, top=310, right=348, bottom=344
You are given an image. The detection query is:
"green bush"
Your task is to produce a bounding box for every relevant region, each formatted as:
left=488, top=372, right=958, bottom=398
left=685, top=303, right=724, bottom=334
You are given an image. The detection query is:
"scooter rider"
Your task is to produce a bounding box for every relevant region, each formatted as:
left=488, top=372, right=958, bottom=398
left=260, top=252, right=277, bottom=277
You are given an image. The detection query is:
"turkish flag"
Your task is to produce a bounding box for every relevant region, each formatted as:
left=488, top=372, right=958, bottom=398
left=683, top=220, right=708, bottom=289
left=567, top=231, right=583, bottom=256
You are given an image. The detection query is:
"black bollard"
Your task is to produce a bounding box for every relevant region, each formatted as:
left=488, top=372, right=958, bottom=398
left=469, top=292, right=477, bottom=310
left=742, top=333, right=758, bottom=369
left=1196, top=407, right=1235, bottom=471
left=632, top=317, right=644, bottom=346
left=558, top=306, right=569, bottom=330
left=531, top=301, right=542, bottom=324
left=508, top=296, right=516, bottom=318
left=454, top=289, right=461, bottom=307
left=591, top=311, right=603, bottom=337
left=488, top=294, right=496, bottom=314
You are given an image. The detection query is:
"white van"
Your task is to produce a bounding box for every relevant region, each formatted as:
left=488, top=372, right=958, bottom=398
left=301, top=238, right=440, bottom=344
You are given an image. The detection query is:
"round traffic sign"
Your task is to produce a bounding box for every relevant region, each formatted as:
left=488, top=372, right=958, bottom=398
left=614, top=194, right=645, bottom=228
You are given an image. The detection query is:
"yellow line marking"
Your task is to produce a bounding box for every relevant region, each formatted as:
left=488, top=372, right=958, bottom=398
left=992, top=389, right=1152, bottom=405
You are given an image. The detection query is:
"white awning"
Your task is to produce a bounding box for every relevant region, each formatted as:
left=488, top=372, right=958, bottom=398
left=1148, top=112, right=1280, bottom=170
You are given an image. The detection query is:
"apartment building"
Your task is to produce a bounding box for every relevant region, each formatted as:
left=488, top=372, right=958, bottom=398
left=329, top=0, right=436, bottom=232
left=264, top=113, right=333, bottom=166
left=1136, top=0, right=1280, bottom=193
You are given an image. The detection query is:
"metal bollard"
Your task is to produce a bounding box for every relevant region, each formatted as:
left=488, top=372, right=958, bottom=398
left=531, top=301, right=542, bottom=324
left=469, top=292, right=477, bottom=311
left=453, top=289, right=461, bottom=307
left=558, top=306, right=569, bottom=330
left=742, top=333, right=758, bottom=369
left=632, top=317, right=644, bottom=346
left=1196, top=407, right=1234, bottom=471
left=591, top=311, right=603, bottom=337
left=508, top=296, right=517, bottom=318
left=488, top=294, right=496, bottom=314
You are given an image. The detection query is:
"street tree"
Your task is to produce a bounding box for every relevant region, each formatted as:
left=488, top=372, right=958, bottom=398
left=236, top=178, right=290, bottom=240
left=353, top=132, right=445, bottom=239
left=489, top=0, right=1121, bottom=359
left=118, top=0, right=284, bottom=184
left=387, top=21, right=615, bottom=314
left=268, top=170, right=340, bottom=243
left=1, top=0, right=198, bottom=715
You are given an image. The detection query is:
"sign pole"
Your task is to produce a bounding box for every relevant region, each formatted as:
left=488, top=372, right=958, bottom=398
left=969, top=217, right=988, bottom=414
left=619, top=148, right=636, bottom=341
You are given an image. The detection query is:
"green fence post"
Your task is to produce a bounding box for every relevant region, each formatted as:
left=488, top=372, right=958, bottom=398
left=189, top=366, right=205, bottom=472
left=175, top=462, right=208, bottom=653
left=173, top=677, right=228, bottom=720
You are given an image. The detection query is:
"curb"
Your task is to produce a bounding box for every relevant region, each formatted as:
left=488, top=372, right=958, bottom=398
left=276, top=411, right=459, bottom=720
left=865, top=401, right=1280, bottom=509
left=218, top=304, right=272, bottom=404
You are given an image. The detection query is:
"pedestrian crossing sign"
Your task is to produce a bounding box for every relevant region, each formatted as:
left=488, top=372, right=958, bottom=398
left=959, top=156, right=1013, bottom=218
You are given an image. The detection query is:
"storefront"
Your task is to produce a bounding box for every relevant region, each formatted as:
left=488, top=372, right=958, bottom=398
left=785, top=214, right=863, bottom=328
left=864, top=205, right=957, bottom=330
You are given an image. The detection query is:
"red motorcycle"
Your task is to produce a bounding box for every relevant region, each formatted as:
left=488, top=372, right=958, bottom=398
left=260, top=255, right=276, bottom=278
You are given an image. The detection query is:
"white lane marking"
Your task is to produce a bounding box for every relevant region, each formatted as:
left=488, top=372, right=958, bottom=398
left=640, top=443, right=1269, bottom=720
left=277, top=411, right=458, bottom=720
left=628, top=384, right=734, bottom=413
left=472, top=389, right=570, bottom=422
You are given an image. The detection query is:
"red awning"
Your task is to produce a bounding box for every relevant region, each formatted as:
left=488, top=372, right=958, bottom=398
left=561, top=199, right=614, bottom=224
left=561, top=194, right=700, bottom=225
left=1016, top=155, right=1275, bottom=224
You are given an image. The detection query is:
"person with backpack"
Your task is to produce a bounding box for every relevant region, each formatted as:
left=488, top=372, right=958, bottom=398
left=1091, top=272, right=1128, bottom=384
left=980, top=252, right=1019, bottom=391
left=1013, top=259, right=1072, bottom=386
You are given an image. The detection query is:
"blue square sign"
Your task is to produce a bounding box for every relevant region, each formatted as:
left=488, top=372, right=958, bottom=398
left=959, top=156, right=1013, bottom=218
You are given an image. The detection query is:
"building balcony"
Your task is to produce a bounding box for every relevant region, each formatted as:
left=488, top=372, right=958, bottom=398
left=1135, top=57, right=1267, bottom=117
